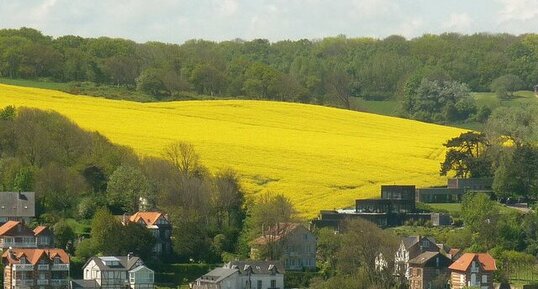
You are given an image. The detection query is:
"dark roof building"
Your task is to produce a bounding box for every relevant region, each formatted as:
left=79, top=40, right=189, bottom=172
left=225, top=260, right=285, bottom=274
left=193, top=261, right=285, bottom=289
left=0, top=192, right=35, bottom=224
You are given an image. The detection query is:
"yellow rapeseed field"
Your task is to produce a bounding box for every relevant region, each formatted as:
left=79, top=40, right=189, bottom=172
left=0, top=84, right=465, bottom=218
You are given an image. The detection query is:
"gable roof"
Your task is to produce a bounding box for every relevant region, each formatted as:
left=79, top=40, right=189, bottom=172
left=225, top=261, right=285, bottom=274
left=401, top=236, right=437, bottom=250
left=86, top=256, right=143, bottom=271
left=0, top=220, right=35, bottom=237
left=402, top=236, right=419, bottom=249
left=33, top=225, right=50, bottom=236
left=252, top=223, right=309, bottom=245
left=129, top=212, right=165, bottom=226
left=2, top=248, right=69, bottom=265
left=0, top=221, right=21, bottom=235
left=0, top=192, right=35, bottom=217
left=448, top=253, right=496, bottom=272
left=408, top=251, right=451, bottom=266
left=449, top=248, right=462, bottom=259
left=197, top=267, right=238, bottom=283
left=70, top=279, right=99, bottom=289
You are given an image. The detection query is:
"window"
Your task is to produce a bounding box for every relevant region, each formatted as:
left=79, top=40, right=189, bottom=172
left=482, top=275, right=487, bottom=283
left=257, top=280, right=262, bottom=289
left=271, top=280, right=276, bottom=288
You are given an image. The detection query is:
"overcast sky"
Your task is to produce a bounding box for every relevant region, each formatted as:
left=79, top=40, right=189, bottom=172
left=0, top=0, right=537, bottom=44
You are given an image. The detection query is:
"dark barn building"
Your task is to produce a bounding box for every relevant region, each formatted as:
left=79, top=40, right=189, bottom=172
left=312, top=184, right=431, bottom=229
left=381, top=185, right=416, bottom=202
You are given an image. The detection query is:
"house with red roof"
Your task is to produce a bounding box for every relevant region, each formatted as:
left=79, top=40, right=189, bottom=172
left=0, top=221, right=54, bottom=249
left=122, top=212, right=172, bottom=256
left=2, top=248, right=70, bottom=289
left=449, top=253, right=496, bottom=289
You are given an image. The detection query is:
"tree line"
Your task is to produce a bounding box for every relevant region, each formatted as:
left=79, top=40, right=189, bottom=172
left=1, top=28, right=537, bottom=111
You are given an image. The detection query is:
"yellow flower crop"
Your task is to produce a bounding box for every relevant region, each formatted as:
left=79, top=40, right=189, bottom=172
left=0, top=84, right=465, bottom=218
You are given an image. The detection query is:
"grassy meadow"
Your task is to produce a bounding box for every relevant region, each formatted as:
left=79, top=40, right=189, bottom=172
left=0, top=84, right=466, bottom=218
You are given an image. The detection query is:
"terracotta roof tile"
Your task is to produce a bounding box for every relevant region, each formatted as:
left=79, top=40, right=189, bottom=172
left=129, top=212, right=163, bottom=226
left=448, top=253, right=496, bottom=272
left=2, top=248, right=69, bottom=265
left=0, top=221, right=21, bottom=236
left=33, top=226, right=48, bottom=235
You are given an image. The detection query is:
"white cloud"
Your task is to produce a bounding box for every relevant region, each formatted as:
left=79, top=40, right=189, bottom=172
left=351, top=0, right=399, bottom=18
left=443, top=13, right=473, bottom=31
left=398, top=17, right=425, bottom=38
left=215, top=0, right=239, bottom=16
left=498, top=0, right=538, bottom=22
left=0, top=0, right=533, bottom=43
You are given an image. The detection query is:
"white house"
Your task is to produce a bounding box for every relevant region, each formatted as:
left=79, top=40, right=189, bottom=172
left=193, top=261, right=284, bottom=289
left=76, top=255, right=154, bottom=289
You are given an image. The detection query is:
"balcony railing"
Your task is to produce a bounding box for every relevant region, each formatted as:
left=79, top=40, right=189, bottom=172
left=13, top=264, right=34, bottom=271
left=13, top=279, right=34, bottom=286
left=38, top=264, right=50, bottom=270
left=51, top=264, right=70, bottom=271
left=37, top=279, right=49, bottom=285
left=0, top=241, right=37, bottom=248
left=50, top=279, right=68, bottom=286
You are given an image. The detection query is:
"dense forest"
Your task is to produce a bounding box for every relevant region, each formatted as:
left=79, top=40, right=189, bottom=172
left=0, top=28, right=536, bottom=113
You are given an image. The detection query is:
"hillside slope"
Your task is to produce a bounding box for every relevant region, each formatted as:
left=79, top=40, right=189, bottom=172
left=0, top=84, right=464, bottom=218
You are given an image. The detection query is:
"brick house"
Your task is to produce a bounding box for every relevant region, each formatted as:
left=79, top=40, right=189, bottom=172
left=448, top=253, right=496, bottom=289
left=409, top=251, right=452, bottom=289
left=0, top=221, right=54, bottom=249
left=122, top=212, right=172, bottom=256
left=250, top=223, right=316, bottom=271
left=2, top=248, right=70, bottom=289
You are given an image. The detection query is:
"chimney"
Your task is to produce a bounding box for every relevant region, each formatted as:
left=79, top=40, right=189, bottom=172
left=127, top=252, right=133, bottom=262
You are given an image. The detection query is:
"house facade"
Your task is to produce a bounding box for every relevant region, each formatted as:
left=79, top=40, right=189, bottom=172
left=0, top=192, right=35, bottom=225
left=0, top=221, right=54, bottom=250
left=193, top=261, right=284, bottom=289
left=408, top=251, right=452, bottom=289
left=250, top=223, right=316, bottom=271
left=123, top=212, right=172, bottom=256
left=449, top=253, right=496, bottom=289
left=395, top=236, right=440, bottom=279
left=80, top=255, right=154, bottom=289
left=2, top=248, right=70, bottom=289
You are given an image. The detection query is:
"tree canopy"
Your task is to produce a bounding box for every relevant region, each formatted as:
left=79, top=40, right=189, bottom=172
left=1, top=28, right=537, bottom=113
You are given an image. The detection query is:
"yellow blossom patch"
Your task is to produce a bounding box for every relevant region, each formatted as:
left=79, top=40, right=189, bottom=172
left=0, top=84, right=465, bottom=218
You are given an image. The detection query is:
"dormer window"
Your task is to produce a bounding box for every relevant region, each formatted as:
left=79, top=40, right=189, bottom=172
left=20, top=257, right=26, bottom=264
